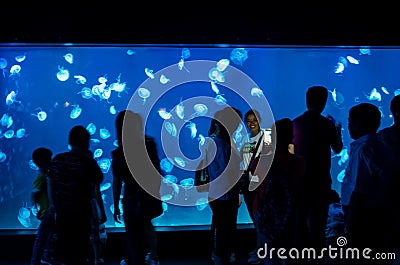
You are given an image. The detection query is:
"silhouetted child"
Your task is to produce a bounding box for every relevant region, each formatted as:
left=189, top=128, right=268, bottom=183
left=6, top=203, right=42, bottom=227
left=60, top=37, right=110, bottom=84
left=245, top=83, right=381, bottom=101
left=325, top=189, right=345, bottom=245
left=30, top=147, right=55, bottom=265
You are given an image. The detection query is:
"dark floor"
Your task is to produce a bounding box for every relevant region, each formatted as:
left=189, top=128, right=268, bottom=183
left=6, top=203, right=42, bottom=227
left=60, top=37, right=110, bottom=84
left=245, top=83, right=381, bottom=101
left=0, top=225, right=255, bottom=265
left=0, top=257, right=250, bottom=265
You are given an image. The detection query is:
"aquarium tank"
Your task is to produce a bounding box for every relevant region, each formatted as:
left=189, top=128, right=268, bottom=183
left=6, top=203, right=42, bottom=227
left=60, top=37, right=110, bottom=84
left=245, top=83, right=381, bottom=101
left=0, top=44, right=396, bottom=230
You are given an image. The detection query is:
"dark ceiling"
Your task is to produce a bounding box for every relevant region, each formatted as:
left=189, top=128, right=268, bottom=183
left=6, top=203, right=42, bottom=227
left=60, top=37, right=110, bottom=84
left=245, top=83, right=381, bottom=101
left=1, top=4, right=398, bottom=46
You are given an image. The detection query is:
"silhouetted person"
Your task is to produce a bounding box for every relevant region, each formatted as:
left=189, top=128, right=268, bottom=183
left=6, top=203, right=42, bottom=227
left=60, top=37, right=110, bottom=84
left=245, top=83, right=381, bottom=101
left=206, top=107, right=242, bottom=265
left=253, top=118, right=304, bottom=265
left=292, top=85, right=343, bottom=255
left=47, top=125, right=104, bottom=265
left=341, top=102, right=397, bottom=264
left=112, top=110, right=163, bottom=265
left=377, top=95, right=400, bottom=257
left=30, top=147, right=55, bottom=265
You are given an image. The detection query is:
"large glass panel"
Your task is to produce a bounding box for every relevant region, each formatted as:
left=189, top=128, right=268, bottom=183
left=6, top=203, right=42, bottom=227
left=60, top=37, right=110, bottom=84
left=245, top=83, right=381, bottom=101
left=0, top=44, right=394, bottom=230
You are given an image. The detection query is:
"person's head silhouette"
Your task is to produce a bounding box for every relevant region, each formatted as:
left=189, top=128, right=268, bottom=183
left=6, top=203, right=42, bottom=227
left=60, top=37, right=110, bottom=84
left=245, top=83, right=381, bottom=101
left=306, top=85, right=328, bottom=113
left=390, top=94, right=400, bottom=126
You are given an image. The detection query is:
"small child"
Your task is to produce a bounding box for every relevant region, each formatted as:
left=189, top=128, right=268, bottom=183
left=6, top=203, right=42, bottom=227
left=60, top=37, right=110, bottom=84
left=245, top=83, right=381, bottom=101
left=30, top=147, right=55, bottom=265
left=326, top=189, right=345, bottom=243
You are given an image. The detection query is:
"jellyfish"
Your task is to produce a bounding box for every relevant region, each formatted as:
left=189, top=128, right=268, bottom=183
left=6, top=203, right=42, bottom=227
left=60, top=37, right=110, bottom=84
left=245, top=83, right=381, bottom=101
left=99, top=128, right=111, bottom=139
left=164, top=121, right=177, bottom=137
left=1, top=113, right=13, bottom=128
left=15, top=128, right=26, bottom=138
left=181, top=48, right=191, bottom=60
left=359, top=47, right=371, bottom=55
left=160, top=74, right=171, bottom=85
left=180, top=178, right=194, bottom=190
left=185, top=121, right=197, bottom=139
left=86, top=123, right=96, bottom=135
left=195, top=198, right=209, bottom=211
left=162, top=174, right=177, bottom=185
left=178, top=58, right=190, bottom=73
left=160, top=157, right=174, bottom=173
left=56, top=65, right=69, bottom=81
left=211, top=81, right=220, bottom=95
left=74, top=75, right=87, bottom=84
left=0, top=58, right=7, bottom=77
left=214, top=95, right=227, bottom=105
left=346, top=55, right=359, bottom=65
left=9, top=64, right=21, bottom=77
left=15, top=53, right=26, bottom=63
left=395, top=89, right=400, bottom=96
left=29, top=159, right=39, bottom=170
left=193, top=103, right=208, bottom=116
left=381, top=86, right=390, bottom=95
left=216, top=59, right=230, bottom=72
left=0, top=150, right=6, bottom=163
left=78, top=87, right=95, bottom=100
left=175, top=99, right=185, bottom=119
left=109, top=81, right=128, bottom=97
left=197, top=134, right=206, bottom=146
left=365, top=88, right=382, bottom=102
left=230, top=48, right=248, bottom=66
left=250, top=87, right=264, bottom=98
left=100, top=182, right=112, bottom=192
left=144, top=67, right=155, bottom=79
left=336, top=169, right=346, bottom=183
left=6, top=90, right=21, bottom=106
left=64, top=53, right=74, bottom=64
left=110, top=105, right=117, bottom=115
left=126, top=49, right=136, bottom=56
left=208, top=67, right=222, bottom=81
left=158, top=108, right=172, bottom=120
left=31, top=108, right=47, bottom=121
left=174, top=157, right=186, bottom=168
left=161, top=194, right=173, bottom=201
left=70, top=105, right=82, bottom=119
left=98, top=75, right=108, bottom=84
left=334, top=62, right=345, bottom=74
left=137, top=87, right=151, bottom=104
left=93, top=148, right=103, bottom=158
left=100, top=88, right=112, bottom=102
left=113, top=139, right=119, bottom=147
left=97, top=158, right=111, bottom=174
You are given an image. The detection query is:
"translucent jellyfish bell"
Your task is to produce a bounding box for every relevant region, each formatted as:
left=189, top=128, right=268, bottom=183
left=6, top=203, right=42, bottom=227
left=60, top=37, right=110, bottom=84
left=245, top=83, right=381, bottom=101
left=99, top=128, right=111, bottom=139
left=64, top=53, right=74, bottom=64
left=193, top=103, right=208, bottom=116
left=137, top=87, right=151, bottom=104
left=162, top=174, right=178, bottom=185
left=15, top=128, right=26, bottom=138
left=216, top=59, right=230, bottom=72
left=195, top=197, right=209, bottom=211
left=181, top=48, right=191, bottom=60
left=0, top=151, right=6, bottom=163
left=93, top=148, right=103, bottom=158
left=31, top=108, right=47, bottom=121
left=180, top=178, right=194, bottom=190
left=15, top=53, right=26, bottom=63
left=144, top=68, right=155, bottom=79
left=70, top=105, right=82, bottom=119
left=4, top=129, right=14, bottom=139
left=56, top=65, right=70, bottom=81
left=250, top=87, right=264, bottom=98
left=29, top=159, right=39, bottom=170
left=230, top=48, right=248, bottom=66
left=160, top=158, right=174, bottom=173
left=9, top=65, right=21, bottom=77
left=1, top=113, right=13, bottom=128
left=86, top=123, right=97, bottom=135
left=78, top=87, right=95, bottom=100
left=97, top=158, right=111, bottom=174
left=0, top=58, right=7, bottom=77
